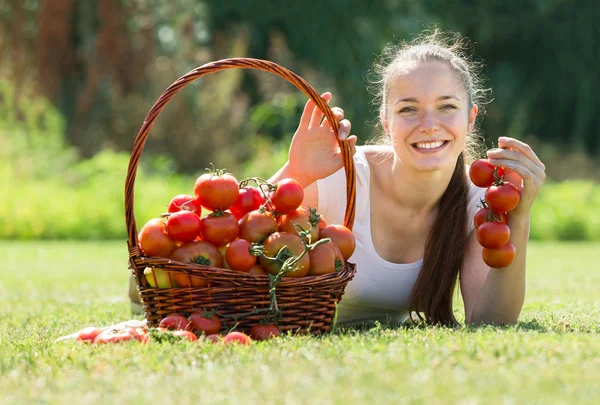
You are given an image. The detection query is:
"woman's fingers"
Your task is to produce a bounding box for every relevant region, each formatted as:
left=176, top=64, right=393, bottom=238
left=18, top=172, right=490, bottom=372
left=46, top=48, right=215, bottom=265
left=497, top=137, right=545, bottom=171
left=487, top=148, right=545, bottom=180
left=322, top=107, right=344, bottom=131
left=487, top=158, right=543, bottom=190
left=298, top=98, right=315, bottom=130
left=337, top=119, right=351, bottom=141
left=309, top=92, right=331, bottom=128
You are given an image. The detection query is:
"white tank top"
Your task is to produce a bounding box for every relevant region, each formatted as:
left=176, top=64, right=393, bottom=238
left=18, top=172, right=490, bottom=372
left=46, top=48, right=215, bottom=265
left=316, top=146, right=485, bottom=325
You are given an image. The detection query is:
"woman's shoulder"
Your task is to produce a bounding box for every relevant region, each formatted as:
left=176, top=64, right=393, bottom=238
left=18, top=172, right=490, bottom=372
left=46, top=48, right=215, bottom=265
left=356, top=145, right=394, bottom=167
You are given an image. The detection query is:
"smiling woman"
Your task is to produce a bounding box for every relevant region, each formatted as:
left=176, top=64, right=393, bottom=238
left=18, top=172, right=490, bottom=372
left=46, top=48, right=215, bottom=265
left=268, top=29, right=546, bottom=326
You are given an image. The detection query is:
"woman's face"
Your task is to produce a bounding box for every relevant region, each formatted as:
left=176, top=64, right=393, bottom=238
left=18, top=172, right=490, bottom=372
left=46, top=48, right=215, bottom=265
left=382, top=60, right=478, bottom=173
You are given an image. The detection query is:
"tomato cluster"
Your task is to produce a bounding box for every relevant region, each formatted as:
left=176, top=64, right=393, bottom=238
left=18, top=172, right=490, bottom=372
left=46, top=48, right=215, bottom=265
left=138, top=167, right=356, bottom=288
left=469, top=158, right=521, bottom=268
left=72, top=313, right=268, bottom=345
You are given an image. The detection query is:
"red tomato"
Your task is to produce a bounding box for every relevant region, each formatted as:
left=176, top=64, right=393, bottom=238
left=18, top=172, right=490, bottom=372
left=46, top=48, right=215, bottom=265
left=138, top=218, right=178, bottom=258
left=482, top=242, right=516, bottom=268
left=194, top=171, right=239, bottom=211
left=278, top=206, right=322, bottom=242
left=170, top=241, right=223, bottom=286
left=75, top=327, right=105, bottom=343
left=93, top=328, right=137, bottom=344
left=268, top=178, right=304, bottom=215
left=186, top=313, right=222, bottom=335
left=159, top=314, right=190, bottom=330
left=167, top=194, right=202, bottom=216
left=308, top=241, right=345, bottom=276
left=230, top=186, right=264, bottom=220
left=473, top=208, right=508, bottom=229
left=469, top=159, right=505, bottom=188
left=238, top=209, right=279, bottom=243
left=222, top=331, right=252, bottom=345
left=260, top=232, right=310, bottom=277
left=201, top=211, right=239, bottom=246
left=318, top=225, right=356, bottom=261
left=485, top=182, right=521, bottom=213
left=248, top=265, right=267, bottom=276
left=205, top=334, right=223, bottom=343
left=225, top=239, right=257, bottom=272
left=166, top=210, right=202, bottom=242
left=173, top=330, right=198, bottom=341
left=476, top=222, right=511, bottom=249
left=249, top=324, right=281, bottom=341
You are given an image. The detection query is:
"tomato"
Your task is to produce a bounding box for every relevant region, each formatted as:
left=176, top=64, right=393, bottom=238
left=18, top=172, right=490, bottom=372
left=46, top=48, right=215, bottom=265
left=225, top=239, right=257, bottom=272
left=239, top=209, right=278, bottom=243
left=318, top=225, right=356, bottom=260
left=485, top=182, right=521, bottom=213
left=170, top=241, right=223, bottom=286
left=93, top=328, right=137, bottom=344
left=166, top=210, right=202, bottom=242
left=186, top=313, right=222, bottom=335
left=173, top=330, right=198, bottom=342
left=138, top=218, right=178, bottom=258
left=278, top=206, right=322, bottom=242
left=249, top=324, right=281, bottom=341
left=473, top=208, right=508, bottom=229
left=308, top=241, right=345, bottom=276
left=482, top=242, right=516, bottom=268
left=248, top=265, right=267, bottom=276
left=201, top=211, right=239, bottom=246
left=260, top=232, right=310, bottom=277
left=222, top=331, right=252, bottom=345
left=268, top=178, right=304, bottom=215
left=230, top=186, right=264, bottom=220
left=167, top=194, right=202, bottom=216
left=194, top=171, right=239, bottom=211
left=159, top=314, right=190, bottom=330
left=469, top=159, right=505, bottom=188
left=75, top=327, right=105, bottom=343
left=476, top=222, right=510, bottom=249
left=205, top=334, right=223, bottom=343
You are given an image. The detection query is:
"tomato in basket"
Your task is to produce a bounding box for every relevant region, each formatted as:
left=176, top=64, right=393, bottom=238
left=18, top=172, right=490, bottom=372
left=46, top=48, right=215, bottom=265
left=167, top=194, right=202, bottom=216
left=268, top=178, right=304, bottom=215
left=138, top=218, right=179, bottom=258
left=278, top=206, right=322, bottom=242
left=318, top=225, right=356, bottom=261
left=166, top=210, right=202, bottom=242
left=308, top=241, right=345, bottom=276
left=225, top=239, right=257, bottom=272
left=200, top=211, right=239, bottom=246
left=260, top=232, right=310, bottom=277
left=194, top=169, right=239, bottom=211
left=230, top=186, right=264, bottom=220
left=170, top=241, right=223, bottom=287
left=239, top=209, right=278, bottom=243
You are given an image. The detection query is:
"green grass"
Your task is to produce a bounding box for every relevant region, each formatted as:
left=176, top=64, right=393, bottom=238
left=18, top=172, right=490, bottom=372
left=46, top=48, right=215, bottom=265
left=1, top=241, right=599, bottom=404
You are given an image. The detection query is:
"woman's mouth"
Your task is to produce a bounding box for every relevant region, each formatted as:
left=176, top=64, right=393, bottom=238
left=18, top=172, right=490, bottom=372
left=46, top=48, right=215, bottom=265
left=411, top=140, right=450, bottom=153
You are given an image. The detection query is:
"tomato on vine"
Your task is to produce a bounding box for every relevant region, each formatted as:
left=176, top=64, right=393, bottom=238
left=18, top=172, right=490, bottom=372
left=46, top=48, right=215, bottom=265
left=186, top=312, right=222, bottom=335
left=278, top=206, right=323, bottom=242
left=260, top=232, right=311, bottom=277
left=238, top=209, right=279, bottom=243
left=469, top=159, right=505, bottom=188
left=473, top=207, right=508, bottom=229
left=167, top=194, right=202, bottom=216
left=230, top=186, right=264, bottom=220
left=476, top=222, right=510, bottom=249
left=485, top=182, right=521, bottom=213
left=482, top=242, right=516, bottom=268
left=225, top=239, right=257, bottom=272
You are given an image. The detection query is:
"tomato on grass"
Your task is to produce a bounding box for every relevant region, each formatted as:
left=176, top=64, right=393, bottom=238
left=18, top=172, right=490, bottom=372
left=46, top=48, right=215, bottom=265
left=249, top=324, right=281, bottom=341
left=186, top=313, right=222, bottom=335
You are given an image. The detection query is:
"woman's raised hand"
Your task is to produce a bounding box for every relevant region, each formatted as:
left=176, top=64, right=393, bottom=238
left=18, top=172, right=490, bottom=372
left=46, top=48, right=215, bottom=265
left=287, top=92, right=357, bottom=187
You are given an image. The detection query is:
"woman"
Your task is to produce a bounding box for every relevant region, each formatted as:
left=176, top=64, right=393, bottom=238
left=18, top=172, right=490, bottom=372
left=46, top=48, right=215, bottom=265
left=269, top=31, right=546, bottom=326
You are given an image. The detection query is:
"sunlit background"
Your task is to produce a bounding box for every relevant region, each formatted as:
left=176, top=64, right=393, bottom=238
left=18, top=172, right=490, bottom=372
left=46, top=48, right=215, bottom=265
left=1, top=0, right=598, bottom=242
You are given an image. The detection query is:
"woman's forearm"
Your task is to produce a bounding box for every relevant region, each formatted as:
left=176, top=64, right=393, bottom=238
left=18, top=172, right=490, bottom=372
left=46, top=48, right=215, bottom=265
left=469, top=215, right=530, bottom=325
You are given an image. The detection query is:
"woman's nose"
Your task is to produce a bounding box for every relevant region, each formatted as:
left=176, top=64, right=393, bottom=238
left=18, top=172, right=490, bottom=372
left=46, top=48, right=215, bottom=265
left=419, top=110, right=440, bottom=133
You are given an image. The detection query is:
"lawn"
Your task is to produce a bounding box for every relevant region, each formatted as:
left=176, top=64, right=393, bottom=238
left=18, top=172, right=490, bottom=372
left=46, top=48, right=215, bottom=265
left=1, top=241, right=598, bottom=404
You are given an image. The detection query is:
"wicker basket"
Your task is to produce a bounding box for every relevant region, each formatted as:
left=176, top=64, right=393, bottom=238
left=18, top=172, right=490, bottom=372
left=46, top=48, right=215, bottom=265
left=125, top=58, right=357, bottom=335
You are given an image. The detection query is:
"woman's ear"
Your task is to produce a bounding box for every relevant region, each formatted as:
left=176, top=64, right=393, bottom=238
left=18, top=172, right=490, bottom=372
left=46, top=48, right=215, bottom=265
left=468, top=104, right=479, bottom=132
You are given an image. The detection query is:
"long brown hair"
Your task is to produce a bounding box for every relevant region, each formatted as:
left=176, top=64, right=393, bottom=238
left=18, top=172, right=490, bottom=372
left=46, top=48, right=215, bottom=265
left=368, top=29, right=490, bottom=325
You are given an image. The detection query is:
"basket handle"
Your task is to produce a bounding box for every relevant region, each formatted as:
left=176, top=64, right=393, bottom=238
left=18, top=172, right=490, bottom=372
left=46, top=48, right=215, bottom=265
left=125, top=58, right=356, bottom=257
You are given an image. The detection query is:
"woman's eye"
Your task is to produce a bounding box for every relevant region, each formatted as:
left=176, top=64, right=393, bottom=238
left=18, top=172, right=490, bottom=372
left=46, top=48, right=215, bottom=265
left=399, top=106, right=416, bottom=113
left=440, top=104, right=457, bottom=110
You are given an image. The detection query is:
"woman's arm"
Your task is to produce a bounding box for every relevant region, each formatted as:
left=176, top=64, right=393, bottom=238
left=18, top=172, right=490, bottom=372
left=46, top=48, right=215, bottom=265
left=461, top=137, right=546, bottom=325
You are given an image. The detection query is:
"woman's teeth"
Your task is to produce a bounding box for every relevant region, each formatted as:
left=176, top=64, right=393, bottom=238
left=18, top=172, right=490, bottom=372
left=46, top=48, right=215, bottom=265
left=413, top=141, right=446, bottom=149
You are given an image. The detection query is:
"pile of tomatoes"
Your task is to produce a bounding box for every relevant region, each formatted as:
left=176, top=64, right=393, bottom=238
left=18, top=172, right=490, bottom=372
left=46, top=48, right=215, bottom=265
left=73, top=313, right=273, bottom=345
left=138, top=167, right=356, bottom=288
left=469, top=159, right=521, bottom=268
